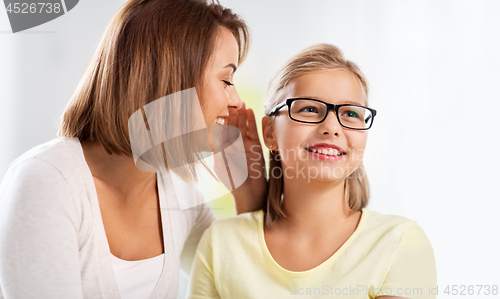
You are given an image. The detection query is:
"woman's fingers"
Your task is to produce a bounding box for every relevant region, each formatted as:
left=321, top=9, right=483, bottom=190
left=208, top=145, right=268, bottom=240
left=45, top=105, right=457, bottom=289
left=246, top=109, right=259, bottom=140
left=237, top=101, right=247, bottom=136
left=227, top=102, right=258, bottom=141
left=228, top=108, right=237, bottom=127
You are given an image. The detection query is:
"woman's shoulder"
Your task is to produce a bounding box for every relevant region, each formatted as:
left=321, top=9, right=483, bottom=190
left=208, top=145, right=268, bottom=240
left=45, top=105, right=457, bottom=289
left=6, top=137, right=82, bottom=174
left=10, top=137, right=82, bottom=169
left=1, top=137, right=87, bottom=194
left=0, top=138, right=90, bottom=226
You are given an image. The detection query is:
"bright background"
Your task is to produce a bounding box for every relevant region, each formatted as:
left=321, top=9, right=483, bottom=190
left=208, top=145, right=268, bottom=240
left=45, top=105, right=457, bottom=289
left=1, top=0, right=499, bottom=298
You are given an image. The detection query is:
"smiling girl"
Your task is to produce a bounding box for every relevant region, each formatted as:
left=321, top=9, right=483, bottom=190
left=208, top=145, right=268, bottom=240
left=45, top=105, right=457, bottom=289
left=187, top=44, right=437, bottom=299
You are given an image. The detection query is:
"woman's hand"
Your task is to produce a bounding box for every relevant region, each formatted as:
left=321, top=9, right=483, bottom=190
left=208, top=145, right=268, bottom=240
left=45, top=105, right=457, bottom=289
left=227, top=102, right=267, bottom=214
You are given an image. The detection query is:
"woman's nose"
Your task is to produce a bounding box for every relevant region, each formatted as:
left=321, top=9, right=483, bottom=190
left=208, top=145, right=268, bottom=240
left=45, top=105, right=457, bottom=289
left=228, top=86, right=242, bottom=110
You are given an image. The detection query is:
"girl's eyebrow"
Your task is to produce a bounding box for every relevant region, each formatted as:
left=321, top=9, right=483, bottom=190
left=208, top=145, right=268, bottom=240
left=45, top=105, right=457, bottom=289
left=299, top=97, right=365, bottom=106
left=338, top=100, right=365, bottom=105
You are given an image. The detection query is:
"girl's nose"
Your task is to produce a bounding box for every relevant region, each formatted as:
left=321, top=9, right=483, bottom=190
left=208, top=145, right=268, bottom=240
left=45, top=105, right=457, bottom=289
left=318, top=110, right=342, bottom=137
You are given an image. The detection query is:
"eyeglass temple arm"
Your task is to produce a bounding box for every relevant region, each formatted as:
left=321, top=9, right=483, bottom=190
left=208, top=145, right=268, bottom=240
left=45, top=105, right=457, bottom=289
left=268, top=101, right=287, bottom=116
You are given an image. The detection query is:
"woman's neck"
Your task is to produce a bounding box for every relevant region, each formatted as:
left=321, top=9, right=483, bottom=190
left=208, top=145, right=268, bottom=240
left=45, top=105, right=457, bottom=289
left=275, top=177, right=358, bottom=239
left=81, top=140, right=157, bottom=204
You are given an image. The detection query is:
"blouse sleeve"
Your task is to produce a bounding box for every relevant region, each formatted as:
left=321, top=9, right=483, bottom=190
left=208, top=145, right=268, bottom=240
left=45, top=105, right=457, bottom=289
left=186, top=224, right=221, bottom=299
left=0, top=158, right=84, bottom=298
left=179, top=190, right=216, bottom=277
left=379, top=223, right=437, bottom=299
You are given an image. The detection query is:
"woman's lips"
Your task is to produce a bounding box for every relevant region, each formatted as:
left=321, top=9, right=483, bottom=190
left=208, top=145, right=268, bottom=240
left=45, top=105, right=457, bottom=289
left=214, top=117, right=226, bottom=125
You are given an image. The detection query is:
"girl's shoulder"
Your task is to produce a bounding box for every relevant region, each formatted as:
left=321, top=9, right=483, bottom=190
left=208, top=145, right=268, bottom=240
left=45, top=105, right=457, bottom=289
left=206, top=210, right=263, bottom=236
left=362, top=209, right=420, bottom=231
left=358, top=210, right=437, bottom=291
left=359, top=209, right=431, bottom=250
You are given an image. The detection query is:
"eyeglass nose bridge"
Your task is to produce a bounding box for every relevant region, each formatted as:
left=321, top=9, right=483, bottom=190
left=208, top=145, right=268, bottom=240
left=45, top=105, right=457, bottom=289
left=318, top=103, right=342, bottom=124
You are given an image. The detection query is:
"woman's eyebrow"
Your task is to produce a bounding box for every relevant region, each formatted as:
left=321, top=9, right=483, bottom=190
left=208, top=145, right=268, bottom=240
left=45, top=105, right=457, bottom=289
left=224, top=63, right=237, bottom=73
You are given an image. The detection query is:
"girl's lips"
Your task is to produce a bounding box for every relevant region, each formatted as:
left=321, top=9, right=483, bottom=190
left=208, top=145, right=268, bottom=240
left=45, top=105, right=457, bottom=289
left=306, top=149, right=345, bottom=161
left=306, top=143, right=345, bottom=154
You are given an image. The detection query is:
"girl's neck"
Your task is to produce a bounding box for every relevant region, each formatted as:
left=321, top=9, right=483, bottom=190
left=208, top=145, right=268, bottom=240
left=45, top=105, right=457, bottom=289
left=274, top=177, right=359, bottom=239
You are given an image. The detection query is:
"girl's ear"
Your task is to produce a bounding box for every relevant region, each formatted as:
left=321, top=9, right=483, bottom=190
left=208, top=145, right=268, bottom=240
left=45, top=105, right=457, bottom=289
left=262, top=116, right=277, bottom=150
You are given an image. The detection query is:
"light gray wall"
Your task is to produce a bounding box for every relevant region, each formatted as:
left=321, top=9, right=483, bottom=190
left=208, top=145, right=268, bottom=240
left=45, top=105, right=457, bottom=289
left=0, top=0, right=129, bottom=180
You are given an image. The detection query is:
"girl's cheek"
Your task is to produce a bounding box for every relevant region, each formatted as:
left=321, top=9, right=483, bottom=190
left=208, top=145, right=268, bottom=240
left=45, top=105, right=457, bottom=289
left=349, top=133, right=368, bottom=148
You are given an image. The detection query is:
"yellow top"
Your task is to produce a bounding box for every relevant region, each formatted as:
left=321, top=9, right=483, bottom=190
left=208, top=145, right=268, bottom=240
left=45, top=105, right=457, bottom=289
left=187, top=209, right=437, bottom=299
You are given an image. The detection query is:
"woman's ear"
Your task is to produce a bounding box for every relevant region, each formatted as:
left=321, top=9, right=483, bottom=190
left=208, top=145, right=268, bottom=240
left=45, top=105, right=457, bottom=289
left=262, top=116, right=277, bottom=150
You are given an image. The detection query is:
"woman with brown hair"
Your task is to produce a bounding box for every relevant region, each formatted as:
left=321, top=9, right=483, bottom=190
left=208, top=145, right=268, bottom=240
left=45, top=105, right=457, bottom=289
left=0, top=0, right=266, bottom=298
left=188, top=44, right=436, bottom=299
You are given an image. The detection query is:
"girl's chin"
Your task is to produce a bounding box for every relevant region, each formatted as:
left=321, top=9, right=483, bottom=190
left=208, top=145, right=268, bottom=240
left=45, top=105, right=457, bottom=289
left=277, top=165, right=350, bottom=182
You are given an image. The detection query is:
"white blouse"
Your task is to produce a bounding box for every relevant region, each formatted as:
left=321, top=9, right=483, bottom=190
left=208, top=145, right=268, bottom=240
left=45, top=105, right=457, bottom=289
left=111, top=253, right=165, bottom=299
left=0, top=137, right=215, bottom=298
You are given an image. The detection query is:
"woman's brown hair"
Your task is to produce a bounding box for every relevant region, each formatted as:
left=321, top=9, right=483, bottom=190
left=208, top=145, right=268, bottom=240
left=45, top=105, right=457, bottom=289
left=264, top=44, right=370, bottom=224
left=58, top=0, right=249, bottom=162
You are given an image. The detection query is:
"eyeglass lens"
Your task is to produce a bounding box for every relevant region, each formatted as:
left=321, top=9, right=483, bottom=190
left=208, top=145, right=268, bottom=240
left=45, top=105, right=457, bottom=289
left=289, top=99, right=373, bottom=129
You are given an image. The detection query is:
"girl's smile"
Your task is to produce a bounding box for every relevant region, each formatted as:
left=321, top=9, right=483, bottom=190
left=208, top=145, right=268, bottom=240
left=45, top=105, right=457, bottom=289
left=305, top=143, right=346, bottom=161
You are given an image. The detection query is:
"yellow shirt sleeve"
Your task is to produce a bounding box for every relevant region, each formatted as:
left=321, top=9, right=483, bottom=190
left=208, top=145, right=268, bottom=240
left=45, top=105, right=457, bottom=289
left=186, top=224, right=221, bottom=299
left=378, top=223, right=437, bottom=299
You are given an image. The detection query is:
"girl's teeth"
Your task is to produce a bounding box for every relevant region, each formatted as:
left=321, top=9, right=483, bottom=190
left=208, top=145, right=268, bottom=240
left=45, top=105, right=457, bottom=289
left=310, top=148, right=341, bottom=156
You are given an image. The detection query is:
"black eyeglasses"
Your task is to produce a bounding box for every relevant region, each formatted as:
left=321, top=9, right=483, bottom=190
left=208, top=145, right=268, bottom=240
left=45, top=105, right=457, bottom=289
left=268, top=98, right=377, bottom=130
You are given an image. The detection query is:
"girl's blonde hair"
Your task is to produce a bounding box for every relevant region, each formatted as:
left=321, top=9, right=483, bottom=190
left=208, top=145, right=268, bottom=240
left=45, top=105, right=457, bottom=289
left=264, top=43, right=370, bottom=223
